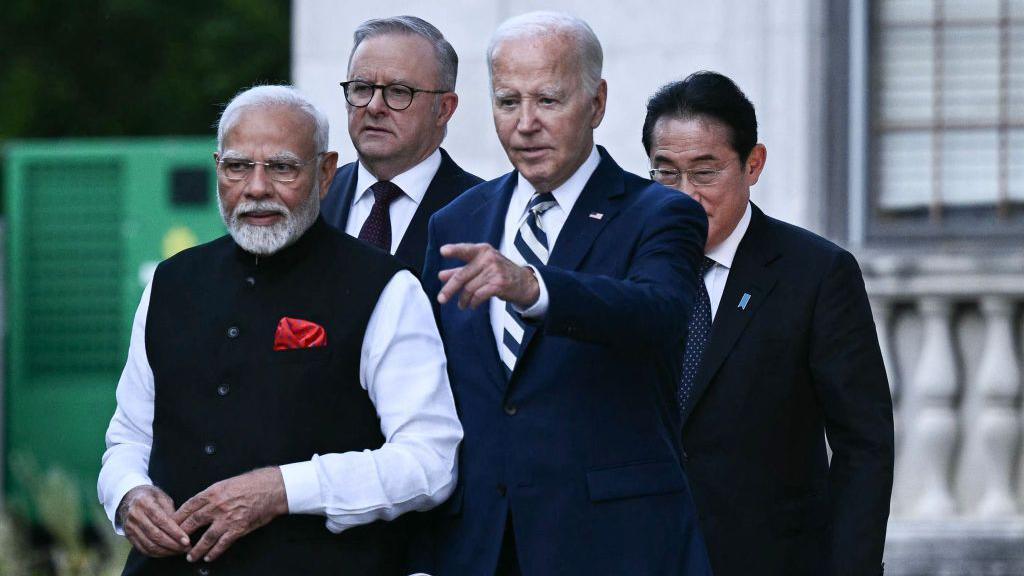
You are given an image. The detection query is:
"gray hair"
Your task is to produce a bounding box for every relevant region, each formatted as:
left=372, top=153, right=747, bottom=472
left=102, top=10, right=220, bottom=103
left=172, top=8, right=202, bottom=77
left=350, top=16, right=458, bottom=91
left=217, top=85, right=329, bottom=154
left=487, top=11, right=603, bottom=96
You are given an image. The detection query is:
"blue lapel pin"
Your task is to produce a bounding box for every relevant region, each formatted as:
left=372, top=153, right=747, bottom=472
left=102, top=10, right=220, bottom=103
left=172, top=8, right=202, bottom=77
left=738, top=293, right=751, bottom=310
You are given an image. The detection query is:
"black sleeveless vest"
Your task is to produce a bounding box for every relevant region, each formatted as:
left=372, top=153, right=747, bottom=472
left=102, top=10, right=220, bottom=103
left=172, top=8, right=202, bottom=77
left=124, top=218, right=408, bottom=576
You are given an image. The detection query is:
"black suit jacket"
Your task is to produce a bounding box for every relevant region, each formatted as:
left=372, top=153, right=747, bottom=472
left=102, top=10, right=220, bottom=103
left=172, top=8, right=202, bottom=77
left=320, top=148, right=483, bottom=272
left=683, top=203, right=894, bottom=576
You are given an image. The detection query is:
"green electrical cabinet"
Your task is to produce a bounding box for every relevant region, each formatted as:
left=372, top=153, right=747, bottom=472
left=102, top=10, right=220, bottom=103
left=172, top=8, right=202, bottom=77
left=4, top=138, right=226, bottom=505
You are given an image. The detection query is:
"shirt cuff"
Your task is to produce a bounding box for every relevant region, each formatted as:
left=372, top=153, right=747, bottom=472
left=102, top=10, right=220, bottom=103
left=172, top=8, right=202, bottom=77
left=108, top=475, right=153, bottom=535
left=513, top=265, right=548, bottom=318
left=279, top=460, right=325, bottom=515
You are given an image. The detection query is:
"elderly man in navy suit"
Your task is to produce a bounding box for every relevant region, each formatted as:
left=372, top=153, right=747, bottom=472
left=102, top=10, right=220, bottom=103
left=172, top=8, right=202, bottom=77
left=644, top=71, right=894, bottom=576
left=421, top=12, right=712, bottom=575
left=321, top=16, right=482, bottom=272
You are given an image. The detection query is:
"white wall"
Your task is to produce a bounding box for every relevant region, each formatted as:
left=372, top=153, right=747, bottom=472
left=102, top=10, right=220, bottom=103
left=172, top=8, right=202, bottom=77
left=293, top=0, right=824, bottom=230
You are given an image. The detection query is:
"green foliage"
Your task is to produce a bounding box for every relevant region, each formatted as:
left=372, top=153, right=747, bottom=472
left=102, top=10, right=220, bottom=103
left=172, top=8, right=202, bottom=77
left=0, top=0, right=291, bottom=139
left=6, top=454, right=131, bottom=576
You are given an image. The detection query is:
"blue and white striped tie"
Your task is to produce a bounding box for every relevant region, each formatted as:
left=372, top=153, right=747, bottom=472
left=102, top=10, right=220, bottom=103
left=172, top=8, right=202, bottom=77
left=500, top=192, right=558, bottom=377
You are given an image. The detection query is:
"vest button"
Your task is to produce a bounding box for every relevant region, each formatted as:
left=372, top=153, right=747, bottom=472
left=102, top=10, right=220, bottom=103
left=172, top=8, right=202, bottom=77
left=227, top=326, right=240, bottom=339
left=217, top=384, right=230, bottom=397
left=504, top=403, right=517, bottom=416
left=203, top=443, right=217, bottom=455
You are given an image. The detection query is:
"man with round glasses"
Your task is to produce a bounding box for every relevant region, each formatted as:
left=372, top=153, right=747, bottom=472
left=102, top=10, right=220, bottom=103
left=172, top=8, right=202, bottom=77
left=321, top=16, right=482, bottom=273
left=98, top=84, right=462, bottom=575
left=643, top=71, right=894, bottom=576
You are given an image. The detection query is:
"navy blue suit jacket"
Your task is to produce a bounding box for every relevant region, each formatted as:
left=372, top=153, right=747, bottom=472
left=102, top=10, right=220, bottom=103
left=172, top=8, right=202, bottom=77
left=421, top=148, right=713, bottom=575
left=320, top=148, right=483, bottom=273
left=682, top=204, right=894, bottom=576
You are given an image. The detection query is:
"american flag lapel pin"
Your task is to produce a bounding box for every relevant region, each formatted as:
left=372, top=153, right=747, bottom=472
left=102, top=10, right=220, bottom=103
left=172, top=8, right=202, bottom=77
left=738, top=293, right=751, bottom=310
left=589, top=212, right=604, bottom=220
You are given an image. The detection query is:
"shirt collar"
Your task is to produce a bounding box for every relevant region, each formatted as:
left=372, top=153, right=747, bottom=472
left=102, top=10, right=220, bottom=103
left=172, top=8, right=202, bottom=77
left=354, top=148, right=442, bottom=206
left=705, top=201, right=752, bottom=270
left=512, top=145, right=600, bottom=217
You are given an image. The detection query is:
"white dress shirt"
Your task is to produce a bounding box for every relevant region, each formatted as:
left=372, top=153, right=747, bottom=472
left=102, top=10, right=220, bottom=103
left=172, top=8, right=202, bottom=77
left=98, top=269, right=463, bottom=535
left=488, top=145, right=601, bottom=348
left=704, top=201, right=752, bottom=321
left=344, top=149, right=442, bottom=254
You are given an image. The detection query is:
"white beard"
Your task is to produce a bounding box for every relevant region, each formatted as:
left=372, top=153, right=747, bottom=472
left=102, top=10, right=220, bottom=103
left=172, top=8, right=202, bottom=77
left=217, top=179, right=321, bottom=256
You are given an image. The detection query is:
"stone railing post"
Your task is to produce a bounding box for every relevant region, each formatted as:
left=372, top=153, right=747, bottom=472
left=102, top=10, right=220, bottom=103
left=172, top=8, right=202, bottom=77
left=896, top=296, right=959, bottom=518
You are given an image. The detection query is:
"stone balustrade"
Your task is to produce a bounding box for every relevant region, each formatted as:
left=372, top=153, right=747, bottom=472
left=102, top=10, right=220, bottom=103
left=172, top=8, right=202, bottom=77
left=861, top=252, right=1024, bottom=575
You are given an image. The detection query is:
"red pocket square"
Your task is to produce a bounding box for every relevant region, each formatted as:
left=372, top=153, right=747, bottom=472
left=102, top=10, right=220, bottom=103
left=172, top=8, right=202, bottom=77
left=273, top=317, right=327, bottom=351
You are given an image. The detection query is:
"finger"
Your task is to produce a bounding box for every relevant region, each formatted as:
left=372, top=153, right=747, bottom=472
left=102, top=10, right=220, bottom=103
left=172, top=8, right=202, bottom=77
left=187, top=525, right=222, bottom=563
left=136, top=511, right=187, bottom=554
left=126, top=521, right=179, bottom=558
left=149, top=504, right=191, bottom=548
left=438, top=265, right=478, bottom=305
left=202, top=529, right=241, bottom=562
left=177, top=504, right=213, bottom=537
left=437, top=266, right=461, bottom=283
left=458, top=268, right=496, bottom=310
left=173, top=493, right=206, bottom=525
left=439, top=243, right=485, bottom=263
left=468, top=280, right=503, bottom=310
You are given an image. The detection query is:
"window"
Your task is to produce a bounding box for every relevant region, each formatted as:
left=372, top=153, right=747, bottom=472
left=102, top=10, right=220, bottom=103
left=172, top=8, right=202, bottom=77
left=853, top=0, right=1024, bottom=243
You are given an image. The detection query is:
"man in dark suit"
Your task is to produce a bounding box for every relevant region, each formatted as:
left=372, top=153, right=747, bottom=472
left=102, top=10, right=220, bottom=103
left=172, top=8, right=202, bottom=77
left=421, top=12, right=712, bottom=575
left=644, top=71, right=895, bottom=576
left=321, top=16, right=482, bottom=272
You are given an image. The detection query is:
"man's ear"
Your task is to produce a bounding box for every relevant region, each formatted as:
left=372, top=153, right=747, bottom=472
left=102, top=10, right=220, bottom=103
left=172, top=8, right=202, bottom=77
left=436, top=92, right=459, bottom=127
left=318, top=152, right=340, bottom=199
left=590, top=79, right=608, bottom=129
left=745, top=144, right=767, bottom=187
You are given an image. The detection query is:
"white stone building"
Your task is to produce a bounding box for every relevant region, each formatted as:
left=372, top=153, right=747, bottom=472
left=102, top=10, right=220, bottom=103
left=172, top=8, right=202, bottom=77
left=294, top=1, right=1024, bottom=573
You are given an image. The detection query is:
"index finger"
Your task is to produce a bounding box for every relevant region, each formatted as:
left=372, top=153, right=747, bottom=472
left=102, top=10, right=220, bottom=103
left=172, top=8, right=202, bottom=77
left=173, top=494, right=211, bottom=534
left=440, top=243, right=486, bottom=263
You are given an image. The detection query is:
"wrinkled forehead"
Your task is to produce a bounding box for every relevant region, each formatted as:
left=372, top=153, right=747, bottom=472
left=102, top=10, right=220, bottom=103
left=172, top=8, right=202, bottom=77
left=490, top=35, right=581, bottom=91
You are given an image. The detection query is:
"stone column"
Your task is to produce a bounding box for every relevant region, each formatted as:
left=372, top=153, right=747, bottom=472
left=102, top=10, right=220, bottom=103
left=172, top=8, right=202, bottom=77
left=896, top=297, right=959, bottom=517
left=957, top=297, right=1021, bottom=517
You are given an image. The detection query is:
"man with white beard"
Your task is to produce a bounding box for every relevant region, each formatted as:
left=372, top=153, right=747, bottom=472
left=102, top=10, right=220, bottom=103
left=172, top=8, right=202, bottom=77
left=97, top=85, right=462, bottom=576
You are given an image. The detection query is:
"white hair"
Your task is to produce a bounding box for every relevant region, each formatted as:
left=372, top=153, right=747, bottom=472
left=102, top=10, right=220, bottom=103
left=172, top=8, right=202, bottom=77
left=486, top=11, right=603, bottom=96
left=216, top=85, right=329, bottom=154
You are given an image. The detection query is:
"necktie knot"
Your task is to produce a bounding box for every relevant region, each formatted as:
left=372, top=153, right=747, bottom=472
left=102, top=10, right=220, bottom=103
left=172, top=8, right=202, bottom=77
left=700, top=256, right=716, bottom=276
left=370, top=180, right=404, bottom=206
left=527, top=192, right=557, bottom=217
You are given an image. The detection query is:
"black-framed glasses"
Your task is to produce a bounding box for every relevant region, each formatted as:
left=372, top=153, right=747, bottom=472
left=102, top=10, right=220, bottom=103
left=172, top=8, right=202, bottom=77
left=340, top=80, right=448, bottom=111
left=216, top=153, right=322, bottom=183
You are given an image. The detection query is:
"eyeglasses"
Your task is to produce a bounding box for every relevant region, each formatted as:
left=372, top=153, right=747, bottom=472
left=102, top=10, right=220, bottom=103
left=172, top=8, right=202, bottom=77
left=649, top=164, right=732, bottom=187
left=340, top=80, right=448, bottom=111
left=216, top=154, right=321, bottom=183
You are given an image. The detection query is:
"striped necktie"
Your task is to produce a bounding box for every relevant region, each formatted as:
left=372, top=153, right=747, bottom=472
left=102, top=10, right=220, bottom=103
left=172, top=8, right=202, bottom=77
left=499, top=192, right=558, bottom=378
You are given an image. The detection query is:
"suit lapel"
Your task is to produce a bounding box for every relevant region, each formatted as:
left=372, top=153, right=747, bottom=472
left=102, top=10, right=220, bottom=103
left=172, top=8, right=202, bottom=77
left=516, top=148, right=625, bottom=360
left=333, top=163, right=358, bottom=232
left=681, top=205, right=781, bottom=426
left=466, top=173, right=518, bottom=389
left=396, top=149, right=465, bottom=271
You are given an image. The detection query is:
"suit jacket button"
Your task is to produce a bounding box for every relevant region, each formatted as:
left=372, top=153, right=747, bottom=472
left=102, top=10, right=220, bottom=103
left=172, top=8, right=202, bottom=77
left=504, top=403, right=518, bottom=416
left=217, top=384, right=230, bottom=397
left=203, top=443, right=217, bottom=455
left=198, top=568, right=210, bottom=576
left=227, top=326, right=240, bottom=339
left=497, top=483, right=507, bottom=496
left=245, top=276, right=256, bottom=288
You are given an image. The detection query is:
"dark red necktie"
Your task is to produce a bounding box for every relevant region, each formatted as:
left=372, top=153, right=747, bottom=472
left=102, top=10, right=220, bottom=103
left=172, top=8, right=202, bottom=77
left=357, top=180, right=404, bottom=251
